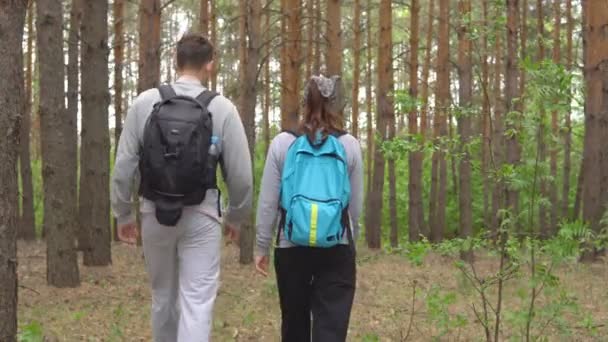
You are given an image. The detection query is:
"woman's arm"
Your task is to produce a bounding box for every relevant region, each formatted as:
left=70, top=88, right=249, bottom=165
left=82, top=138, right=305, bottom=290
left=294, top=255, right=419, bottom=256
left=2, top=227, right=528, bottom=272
left=255, top=137, right=284, bottom=256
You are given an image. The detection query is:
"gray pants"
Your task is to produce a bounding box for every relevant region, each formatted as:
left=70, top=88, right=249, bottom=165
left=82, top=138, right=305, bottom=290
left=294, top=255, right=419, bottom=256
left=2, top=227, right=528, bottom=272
left=142, top=207, right=221, bottom=342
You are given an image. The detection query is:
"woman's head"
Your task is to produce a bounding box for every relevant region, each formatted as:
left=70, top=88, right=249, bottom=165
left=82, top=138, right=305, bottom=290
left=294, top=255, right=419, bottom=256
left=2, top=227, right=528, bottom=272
left=300, top=76, right=345, bottom=142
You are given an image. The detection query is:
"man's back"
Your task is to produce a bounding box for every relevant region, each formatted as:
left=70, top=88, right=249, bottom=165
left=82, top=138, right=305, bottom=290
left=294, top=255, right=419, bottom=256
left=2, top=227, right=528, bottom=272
left=112, top=76, right=253, bottom=225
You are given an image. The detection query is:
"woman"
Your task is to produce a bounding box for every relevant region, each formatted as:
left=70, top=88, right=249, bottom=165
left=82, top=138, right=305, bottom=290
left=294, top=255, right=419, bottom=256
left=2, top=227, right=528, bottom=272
left=254, top=75, right=364, bottom=341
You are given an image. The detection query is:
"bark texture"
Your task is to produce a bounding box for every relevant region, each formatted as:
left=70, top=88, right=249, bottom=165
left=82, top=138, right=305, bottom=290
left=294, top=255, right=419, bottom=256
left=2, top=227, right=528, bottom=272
left=37, top=0, right=81, bottom=287
left=0, top=1, right=27, bottom=338
left=80, top=0, right=112, bottom=266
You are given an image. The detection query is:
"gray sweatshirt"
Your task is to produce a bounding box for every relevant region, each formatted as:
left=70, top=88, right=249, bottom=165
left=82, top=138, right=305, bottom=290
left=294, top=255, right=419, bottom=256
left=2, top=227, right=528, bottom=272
left=111, top=76, right=253, bottom=228
left=255, top=132, right=364, bottom=256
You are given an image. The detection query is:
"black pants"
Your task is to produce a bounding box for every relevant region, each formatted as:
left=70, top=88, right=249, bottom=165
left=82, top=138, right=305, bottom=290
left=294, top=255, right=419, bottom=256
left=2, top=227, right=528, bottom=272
left=274, top=245, right=356, bottom=342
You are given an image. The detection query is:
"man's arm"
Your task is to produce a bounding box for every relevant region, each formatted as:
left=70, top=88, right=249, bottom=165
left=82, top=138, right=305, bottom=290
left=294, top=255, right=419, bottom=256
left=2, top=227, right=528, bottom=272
left=346, top=136, right=364, bottom=240
left=220, top=104, right=253, bottom=227
left=111, top=101, right=141, bottom=226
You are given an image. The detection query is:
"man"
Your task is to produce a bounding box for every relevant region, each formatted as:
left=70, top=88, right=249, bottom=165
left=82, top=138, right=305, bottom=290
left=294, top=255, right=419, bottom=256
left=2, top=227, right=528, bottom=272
left=111, top=33, right=252, bottom=341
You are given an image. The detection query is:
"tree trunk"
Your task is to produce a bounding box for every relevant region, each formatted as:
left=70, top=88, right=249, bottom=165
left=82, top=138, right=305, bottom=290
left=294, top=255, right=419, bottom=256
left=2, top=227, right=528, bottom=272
left=326, top=0, right=342, bottom=76
left=549, top=0, right=560, bottom=234
left=573, top=156, right=583, bottom=220
left=408, top=0, right=423, bottom=242
left=520, top=0, right=528, bottom=106
left=238, top=0, right=261, bottom=265
left=388, top=131, right=398, bottom=247
left=19, top=0, right=37, bottom=241
left=458, top=0, right=473, bottom=260
left=305, top=0, right=314, bottom=80
left=562, top=0, right=573, bottom=218
left=210, top=0, right=217, bottom=91
left=537, top=0, right=549, bottom=238
left=420, top=0, right=434, bottom=144
left=67, top=0, right=84, bottom=248
left=263, top=7, right=271, bottom=153
left=418, top=0, right=434, bottom=239
left=200, top=0, right=209, bottom=36
left=352, top=0, right=361, bottom=138
left=280, top=0, right=301, bottom=131
left=138, top=0, right=161, bottom=93
left=314, top=0, right=321, bottom=73
left=200, top=0, right=209, bottom=87
left=365, top=0, right=373, bottom=202
left=366, top=0, right=392, bottom=249
left=80, top=0, right=111, bottom=266
left=505, top=0, right=521, bottom=220
left=430, top=0, right=449, bottom=243
left=0, top=1, right=27, bottom=337
left=581, top=0, right=608, bottom=261
left=491, top=23, right=504, bottom=238
left=113, top=0, right=125, bottom=242
left=481, top=0, right=491, bottom=232
left=37, top=0, right=80, bottom=287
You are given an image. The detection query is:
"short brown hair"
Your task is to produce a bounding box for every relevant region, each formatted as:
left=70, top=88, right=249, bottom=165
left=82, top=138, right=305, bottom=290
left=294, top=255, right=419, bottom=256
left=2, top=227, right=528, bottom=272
left=176, top=33, right=214, bottom=70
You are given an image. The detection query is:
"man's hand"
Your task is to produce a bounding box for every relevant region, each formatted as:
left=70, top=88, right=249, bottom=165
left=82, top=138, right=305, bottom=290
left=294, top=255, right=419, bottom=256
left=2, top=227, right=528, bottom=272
left=117, top=222, right=139, bottom=245
left=255, top=255, right=269, bottom=277
left=224, top=222, right=240, bottom=244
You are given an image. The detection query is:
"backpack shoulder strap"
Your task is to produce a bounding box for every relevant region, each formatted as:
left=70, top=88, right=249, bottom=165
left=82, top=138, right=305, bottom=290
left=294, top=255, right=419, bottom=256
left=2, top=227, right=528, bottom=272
left=331, top=130, right=348, bottom=138
left=196, top=90, right=219, bottom=108
left=157, top=84, right=177, bottom=101
left=281, top=129, right=300, bottom=138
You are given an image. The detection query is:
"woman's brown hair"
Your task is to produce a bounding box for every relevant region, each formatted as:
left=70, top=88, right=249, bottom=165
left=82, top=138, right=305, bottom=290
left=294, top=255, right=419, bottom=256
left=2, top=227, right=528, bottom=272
left=299, top=78, right=344, bottom=143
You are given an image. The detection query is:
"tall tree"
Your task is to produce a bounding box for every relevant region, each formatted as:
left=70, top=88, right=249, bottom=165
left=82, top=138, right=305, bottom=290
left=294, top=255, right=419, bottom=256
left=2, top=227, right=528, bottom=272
left=138, top=0, right=161, bottom=93
left=365, top=0, right=373, bottom=199
left=549, top=0, right=560, bottom=231
left=430, top=0, right=450, bottom=243
left=505, top=0, right=521, bottom=219
left=67, top=0, right=82, bottom=247
left=491, top=25, right=504, bottom=236
left=314, top=0, right=322, bottom=73
left=37, top=0, right=80, bottom=287
left=238, top=0, right=261, bottom=264
left=537, top=0, right=550, bottom=237
left=112, top=0, right=125, bottom=242
left=562, top=0, right=573, bottom=217
left=581, top=0, right=608, bottom=261
left=305, top=0, right=315, bottom=80
left=19, top=0, right=36, bottom=241
left=0, top=0, right=27, bottom=337
left=200, top=0, right=209, bottom=87
left=280, top=0, right=301, bottom=131
left=326, top=0, right=342, bottom=76
left=408, top=0, right=423, bottom=242
left=262, top=6, right=271, bottom=152
left=481, top=0, right=491, bottom=231
left=210, top=0, right=217, bottom=91
left=458, top=0, right=473, bottom=259
left=352, top=0, right=361, bottom=138
left=520, top=0, right=528, bottom=103
left=79, top=0, right=111, bottom=266
left=418, top=0, right=434, bottom=239
left=366, top=0, right=392, bottom=249
left=419, top=0, right=435, bottom=142
left=200, top=0, right=209, bottom=36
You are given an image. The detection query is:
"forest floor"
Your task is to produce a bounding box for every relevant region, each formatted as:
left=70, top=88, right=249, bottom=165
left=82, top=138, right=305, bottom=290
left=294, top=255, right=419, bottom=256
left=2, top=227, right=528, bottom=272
left=17, top=241, right=608, bottom=341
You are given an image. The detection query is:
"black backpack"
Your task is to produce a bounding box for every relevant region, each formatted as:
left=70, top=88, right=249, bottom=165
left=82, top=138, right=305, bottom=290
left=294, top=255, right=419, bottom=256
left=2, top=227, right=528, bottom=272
left=139, top=85, right=218, bottom=226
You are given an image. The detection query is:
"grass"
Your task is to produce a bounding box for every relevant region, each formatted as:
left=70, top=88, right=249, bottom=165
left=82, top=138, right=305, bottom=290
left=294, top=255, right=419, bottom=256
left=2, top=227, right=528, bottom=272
left=16, top=241, right=608, bottom=341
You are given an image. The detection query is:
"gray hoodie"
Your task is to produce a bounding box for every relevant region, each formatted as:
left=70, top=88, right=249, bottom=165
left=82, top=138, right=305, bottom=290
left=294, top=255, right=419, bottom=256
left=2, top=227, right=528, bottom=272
left=111, top=76, right=253, bottom=228
left=255, top=132, right=364, bottom=256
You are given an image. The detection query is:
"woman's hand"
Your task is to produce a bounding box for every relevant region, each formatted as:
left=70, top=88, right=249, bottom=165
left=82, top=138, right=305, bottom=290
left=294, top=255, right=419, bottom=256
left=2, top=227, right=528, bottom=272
left=255, top=255, right=269, bottom=277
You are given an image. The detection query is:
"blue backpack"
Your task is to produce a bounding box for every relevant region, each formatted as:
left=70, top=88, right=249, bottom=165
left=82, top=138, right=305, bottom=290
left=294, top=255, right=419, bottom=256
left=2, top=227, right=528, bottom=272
left=279, top=132, right=351, bottom=248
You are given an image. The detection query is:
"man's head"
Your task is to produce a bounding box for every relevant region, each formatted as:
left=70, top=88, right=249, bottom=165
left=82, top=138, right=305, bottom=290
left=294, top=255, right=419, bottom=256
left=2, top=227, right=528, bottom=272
left=176, top=33, right=214, bottom=81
